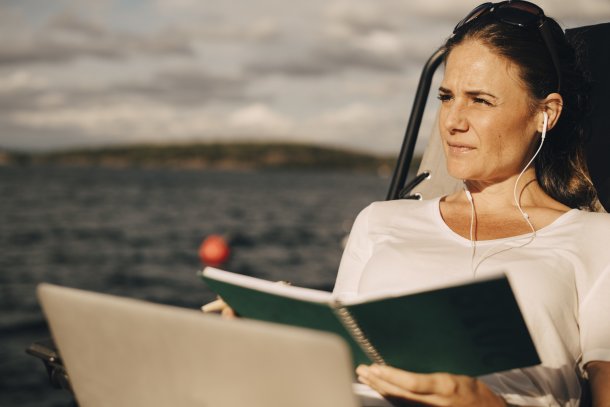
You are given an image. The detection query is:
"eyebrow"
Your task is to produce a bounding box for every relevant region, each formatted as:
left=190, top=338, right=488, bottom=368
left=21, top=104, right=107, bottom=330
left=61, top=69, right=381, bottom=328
left=438, top=86, right=498, bottom=99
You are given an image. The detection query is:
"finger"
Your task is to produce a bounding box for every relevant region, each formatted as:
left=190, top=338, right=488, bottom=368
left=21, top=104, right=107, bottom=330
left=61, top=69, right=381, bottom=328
left=365, top=365, right=463, bottom=404
left=372, top=365, right=458, bottom=396
left=367, top=377, right=451, bottom=407
left=221, top=306, right=237, bottom=319
left=358, top=365, right=415, bottom=398
left=201, top=298, right=227, bottom=313
left=359, top=373, right=408, bottom=397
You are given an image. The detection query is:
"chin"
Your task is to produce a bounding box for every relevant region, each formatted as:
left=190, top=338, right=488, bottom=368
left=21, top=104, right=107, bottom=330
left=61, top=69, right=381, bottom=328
left=445, top=161, right=473, bottom=181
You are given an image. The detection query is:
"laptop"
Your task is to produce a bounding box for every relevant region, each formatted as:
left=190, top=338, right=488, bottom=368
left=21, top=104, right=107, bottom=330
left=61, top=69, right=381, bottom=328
left=38, top=283, right=388, bottom=407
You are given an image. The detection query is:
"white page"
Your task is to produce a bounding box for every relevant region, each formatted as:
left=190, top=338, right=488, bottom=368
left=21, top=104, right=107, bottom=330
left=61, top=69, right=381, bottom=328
left=202, top=267, right=334, bottom=304
left=203, top=267, right=506, bottom=307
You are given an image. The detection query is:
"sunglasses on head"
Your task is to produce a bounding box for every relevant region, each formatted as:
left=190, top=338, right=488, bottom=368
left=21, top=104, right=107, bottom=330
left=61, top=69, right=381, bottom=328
left=453, top=1, right=562, bottom=92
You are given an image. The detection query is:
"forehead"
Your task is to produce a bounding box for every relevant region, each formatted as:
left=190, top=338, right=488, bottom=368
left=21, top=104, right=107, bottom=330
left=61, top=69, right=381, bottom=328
left=443, top=39, right=527, bottom=95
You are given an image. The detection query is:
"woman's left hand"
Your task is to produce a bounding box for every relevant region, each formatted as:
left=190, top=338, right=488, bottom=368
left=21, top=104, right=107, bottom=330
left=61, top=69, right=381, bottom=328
left=356, top=364, right=506, bottom=407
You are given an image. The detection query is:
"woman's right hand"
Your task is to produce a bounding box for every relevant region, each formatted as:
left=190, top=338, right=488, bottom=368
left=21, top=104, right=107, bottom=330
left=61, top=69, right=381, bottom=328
left=201, top=297, right=237, bottom=319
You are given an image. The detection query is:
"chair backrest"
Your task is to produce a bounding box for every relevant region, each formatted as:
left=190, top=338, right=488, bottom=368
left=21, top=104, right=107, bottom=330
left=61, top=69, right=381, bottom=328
left=566, top=22, right=610, bottom=212
left=404, top=22, right=610, bottom=212
left=411, top=115, right=461, bottom=200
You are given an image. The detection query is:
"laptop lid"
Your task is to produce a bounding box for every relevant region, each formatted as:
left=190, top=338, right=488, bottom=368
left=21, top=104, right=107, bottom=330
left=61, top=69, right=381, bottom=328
left=37, top=283, right=360, bottom=407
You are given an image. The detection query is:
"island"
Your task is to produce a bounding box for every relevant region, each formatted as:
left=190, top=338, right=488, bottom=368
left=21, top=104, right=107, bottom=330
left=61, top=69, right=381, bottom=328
left=0, top=142, right=421, bottom=174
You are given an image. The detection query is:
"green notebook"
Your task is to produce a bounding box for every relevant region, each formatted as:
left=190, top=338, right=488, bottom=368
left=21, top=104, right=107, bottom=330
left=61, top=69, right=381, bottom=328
left=200, top=267, right=540, bottom=377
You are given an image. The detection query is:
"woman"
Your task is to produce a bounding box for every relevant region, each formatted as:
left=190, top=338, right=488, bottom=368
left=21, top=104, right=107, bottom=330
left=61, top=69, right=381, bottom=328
left=338, top=2, right=610, bottom=406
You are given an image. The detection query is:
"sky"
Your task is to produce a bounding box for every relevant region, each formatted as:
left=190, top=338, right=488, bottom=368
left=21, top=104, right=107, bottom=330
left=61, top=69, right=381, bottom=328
left=0, top=0, right=609, bottom=155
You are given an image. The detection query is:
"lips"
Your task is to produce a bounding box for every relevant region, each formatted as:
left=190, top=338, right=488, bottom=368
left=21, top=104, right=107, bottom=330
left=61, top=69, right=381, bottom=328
left=447, top=142, right=476, bottom=154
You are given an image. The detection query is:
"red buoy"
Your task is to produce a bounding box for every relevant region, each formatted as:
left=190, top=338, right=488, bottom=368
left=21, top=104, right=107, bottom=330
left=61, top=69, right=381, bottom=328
left=198, top=235, right=230, bottom=266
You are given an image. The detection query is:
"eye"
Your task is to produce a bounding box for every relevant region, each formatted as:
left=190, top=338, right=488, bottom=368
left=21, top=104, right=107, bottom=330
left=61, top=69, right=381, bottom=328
left=437, top=93, right=452, bottom=102
left=473, top=97, right=493, bottom=106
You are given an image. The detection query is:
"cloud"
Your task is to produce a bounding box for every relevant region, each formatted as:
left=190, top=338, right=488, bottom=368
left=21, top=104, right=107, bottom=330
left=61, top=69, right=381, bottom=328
left=538, top=1, right=610, bottom=25
left=5, top=100, right=295, bottom=148
left=0, top=66, right=250, bottom=121
left=3, top=97, right=404, bottom=154
left=243, top=0, right=610, bottom=82
left=0, top=71, right=48, bottom=93
left=323, top=1, right=403, bottom=36
left=113, top=68, right=249, bottom=106
left=304, top=102, right=405, bottom=152
left=0, top=71, right=59, bottom=112
left=403, top=0, right=610, bottom=26
left=7, top=101, right=217, bottom=144
left=229, top=103, right=293, bottom=134
left=153, top=0, right=282, bottom=43
left=244, top=0, right=448, bottom=79
left=187, top=18, right=281, bottom=43
left=0, top=12, right=193, bottom=66
left=245, top=28, right=421, bottom=77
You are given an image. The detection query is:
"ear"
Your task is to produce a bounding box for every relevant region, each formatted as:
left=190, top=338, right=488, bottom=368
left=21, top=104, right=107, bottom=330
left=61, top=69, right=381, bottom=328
left=538, top=93, right=563, bottom=132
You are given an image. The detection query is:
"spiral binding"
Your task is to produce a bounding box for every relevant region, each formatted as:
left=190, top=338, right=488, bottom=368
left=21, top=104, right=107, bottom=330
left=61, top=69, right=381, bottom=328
left=333, top=303, right=386, bottom=365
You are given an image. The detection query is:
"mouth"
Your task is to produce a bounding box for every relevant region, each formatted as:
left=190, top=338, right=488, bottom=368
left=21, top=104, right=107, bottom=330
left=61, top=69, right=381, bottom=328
left=446, top=142, right=476, bottom=154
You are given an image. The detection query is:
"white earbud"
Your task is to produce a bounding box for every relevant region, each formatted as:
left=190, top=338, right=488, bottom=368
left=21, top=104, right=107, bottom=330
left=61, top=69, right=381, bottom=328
left=541, top=111, right=548, bottom=140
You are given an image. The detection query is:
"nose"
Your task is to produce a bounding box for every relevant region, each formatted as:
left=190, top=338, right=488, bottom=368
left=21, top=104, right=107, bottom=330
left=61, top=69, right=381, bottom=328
left=441, top=101, right=468, bottom=135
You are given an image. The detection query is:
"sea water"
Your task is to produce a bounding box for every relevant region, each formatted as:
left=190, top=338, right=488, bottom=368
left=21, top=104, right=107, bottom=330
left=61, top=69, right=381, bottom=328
left=0, top=165, right=387, bottom=406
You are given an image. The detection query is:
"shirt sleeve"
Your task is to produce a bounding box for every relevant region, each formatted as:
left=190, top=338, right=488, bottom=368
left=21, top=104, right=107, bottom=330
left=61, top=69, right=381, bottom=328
left=332, top=203, right=374, bottom=297
left=579, top=263, right=610, bottom=372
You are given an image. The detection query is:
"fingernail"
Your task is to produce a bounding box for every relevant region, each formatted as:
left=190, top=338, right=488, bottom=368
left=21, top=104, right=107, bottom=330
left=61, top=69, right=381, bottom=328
left=356, top=365, right=369, bottom=377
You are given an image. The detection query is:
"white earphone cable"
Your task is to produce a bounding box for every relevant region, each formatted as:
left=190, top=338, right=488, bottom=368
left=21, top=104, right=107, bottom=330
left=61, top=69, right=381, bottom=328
left=466, top=111, right=548, bottom=277
left=512, top=111, right=548, bottom=237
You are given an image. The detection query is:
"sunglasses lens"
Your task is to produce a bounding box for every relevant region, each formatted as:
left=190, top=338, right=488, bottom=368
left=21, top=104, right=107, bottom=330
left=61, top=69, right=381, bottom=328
left=504, top=1, right=543, bottom=15
left=496, top=1, right=543, bottom=26
left=454, top=2, right=493, bottom=33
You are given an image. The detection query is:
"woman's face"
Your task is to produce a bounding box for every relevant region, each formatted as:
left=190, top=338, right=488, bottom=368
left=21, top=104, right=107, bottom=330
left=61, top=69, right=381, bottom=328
left=438, top=39, right=541, bottom=184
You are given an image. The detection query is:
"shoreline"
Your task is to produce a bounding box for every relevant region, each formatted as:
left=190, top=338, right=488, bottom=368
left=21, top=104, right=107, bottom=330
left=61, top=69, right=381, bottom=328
left=0, top=142, right=420, bottom=174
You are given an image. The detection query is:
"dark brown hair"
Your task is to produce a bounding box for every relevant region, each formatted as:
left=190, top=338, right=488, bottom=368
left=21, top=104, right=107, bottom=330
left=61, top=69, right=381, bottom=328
left=444, top=14, right=598, bottom=210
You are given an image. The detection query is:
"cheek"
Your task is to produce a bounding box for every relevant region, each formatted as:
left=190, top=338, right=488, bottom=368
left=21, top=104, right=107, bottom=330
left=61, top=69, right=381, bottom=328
left=472, top=112, right=521, bottom=152
left=485, top=126, right=539, bottom=174
left=481, top=130, right=523, bottom=170
left=490, top=133, right=505, bottom=156
left=470, top=116, right=503, bottom=152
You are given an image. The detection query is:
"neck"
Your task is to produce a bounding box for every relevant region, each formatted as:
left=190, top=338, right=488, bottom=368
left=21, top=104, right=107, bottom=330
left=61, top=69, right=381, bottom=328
left=462, top=168, right=542, bottom=212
